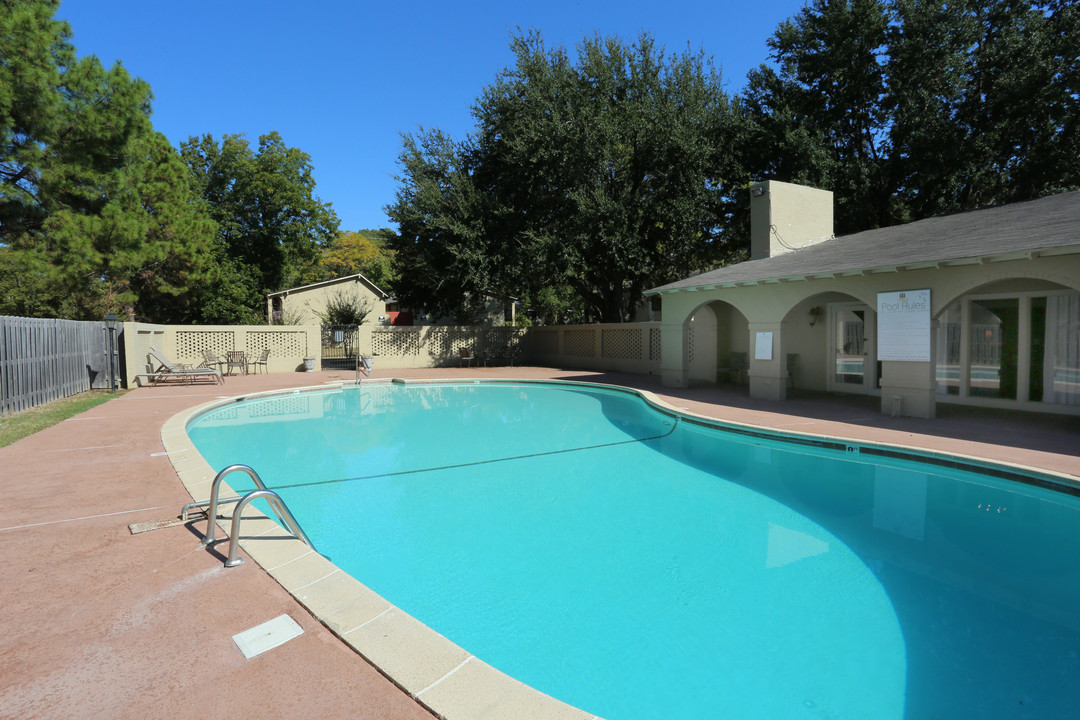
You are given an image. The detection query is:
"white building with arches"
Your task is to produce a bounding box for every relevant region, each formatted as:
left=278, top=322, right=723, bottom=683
left=648, top=181, right=1080, bottom=418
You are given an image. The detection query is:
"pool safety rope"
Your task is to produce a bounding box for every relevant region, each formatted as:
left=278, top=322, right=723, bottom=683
left=251, top=416, right=681, bottom=492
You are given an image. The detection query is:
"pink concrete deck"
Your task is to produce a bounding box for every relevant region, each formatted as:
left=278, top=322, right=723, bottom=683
left=1, top=366, right=1077, bottom=719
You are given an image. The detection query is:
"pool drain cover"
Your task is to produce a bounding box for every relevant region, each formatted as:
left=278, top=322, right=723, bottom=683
left=233, top=614, right=304, bottom=659
left=128, top=511, right=205, bottom=534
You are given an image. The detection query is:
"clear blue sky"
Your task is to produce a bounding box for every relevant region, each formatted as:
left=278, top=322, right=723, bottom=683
left=57, top=0, right=807, bottom=233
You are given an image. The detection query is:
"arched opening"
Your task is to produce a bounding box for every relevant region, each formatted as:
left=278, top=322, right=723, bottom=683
left=780, top=292, right=875, bottom=394
left=934, top=278, right=1080, bottom=409
left=685, top=301, right=750, bottom=387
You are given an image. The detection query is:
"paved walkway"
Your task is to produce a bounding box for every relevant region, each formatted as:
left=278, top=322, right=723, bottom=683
left=1, top=366, right=1076, bottom=720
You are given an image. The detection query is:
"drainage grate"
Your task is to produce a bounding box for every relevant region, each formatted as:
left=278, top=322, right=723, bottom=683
left=128, top=510, right=205, bottom=535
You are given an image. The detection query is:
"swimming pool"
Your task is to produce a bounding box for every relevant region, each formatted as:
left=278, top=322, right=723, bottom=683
left=186, top=380, right=1080, bottom=719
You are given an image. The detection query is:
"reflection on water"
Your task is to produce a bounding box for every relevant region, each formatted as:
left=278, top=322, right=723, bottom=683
left=656, top=422, right=1080, bottom=718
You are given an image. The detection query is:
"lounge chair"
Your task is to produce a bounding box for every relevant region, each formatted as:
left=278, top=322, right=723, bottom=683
left=145, top=346, right=223, bottom=385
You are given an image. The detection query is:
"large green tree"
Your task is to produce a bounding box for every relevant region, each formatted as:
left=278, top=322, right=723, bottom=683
left=310, top=228, right=397, bottom=291
left=1, top=0, right=215, bottom=320
left=889, top=0, right=1079, bottom=217
left=180, top=131, right=340, bottom=323
left=740, top=0, right=1079, bottom=233
left=741, top=0, right=896, bottom=233
left=388, top=32, right=747, bottom=323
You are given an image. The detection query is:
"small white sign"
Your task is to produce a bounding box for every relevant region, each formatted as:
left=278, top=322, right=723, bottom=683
left=754, top=331, right=773, bottom=360
left=877, top=289, right=931, bottom=362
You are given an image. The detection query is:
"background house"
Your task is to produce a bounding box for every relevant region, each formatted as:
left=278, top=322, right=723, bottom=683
left=266, top=273, right=388, bottom=325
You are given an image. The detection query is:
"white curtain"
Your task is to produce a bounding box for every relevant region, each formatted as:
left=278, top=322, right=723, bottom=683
left=1046, top=294, right=1080, bottom=405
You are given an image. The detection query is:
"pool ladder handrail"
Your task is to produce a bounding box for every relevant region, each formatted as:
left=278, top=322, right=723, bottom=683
left=183, top=464, right=315, bottom=567
left=222, top=489, right=313, bottom=567
left=181, top=463, right=267, bottom=543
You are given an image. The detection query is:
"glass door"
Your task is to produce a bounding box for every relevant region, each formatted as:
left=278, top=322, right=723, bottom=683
left=829, top=303, right=877, bottom=394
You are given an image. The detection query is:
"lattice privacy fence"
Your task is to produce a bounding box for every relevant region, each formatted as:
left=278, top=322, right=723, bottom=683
left=530, top=330, right=560, bottom=356
left=175, top=330, right=234, bottom=362
left=250, top=330, right=307, bottom=359
left=563, top=329, right=596, bottom=357
left=372, top=329, right=421, bottom=356
left=649, top=328, right=662, bottom=361
left=447, top=328, right=477, bottom=355
left=601, top=328, right=642, bottom=360
left=485, top=327, right=524, bottom=354
left=417, top=327, right=458, bottom=357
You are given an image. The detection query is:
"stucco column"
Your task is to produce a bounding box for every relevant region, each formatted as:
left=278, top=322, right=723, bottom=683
left=747, top=322, right=788, bottom=402
left=660, top=320, right=688, bottom=388
left=879, top=361, right=937, bottom=418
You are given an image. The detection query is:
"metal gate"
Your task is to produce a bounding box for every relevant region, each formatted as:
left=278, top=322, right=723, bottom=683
left=320, top=324, right=360, bottom=370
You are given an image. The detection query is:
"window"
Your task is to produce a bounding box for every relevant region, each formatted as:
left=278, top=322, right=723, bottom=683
left=935, top=291, right=1080, bottom=406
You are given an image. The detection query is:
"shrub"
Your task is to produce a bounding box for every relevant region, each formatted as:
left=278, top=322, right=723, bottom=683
left=316, top=291, right=374, bottom=325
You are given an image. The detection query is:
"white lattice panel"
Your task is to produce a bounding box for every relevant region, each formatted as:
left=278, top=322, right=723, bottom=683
left=247, top=331, right=306, bottom=358
left=175, top=331, right=233, bottom=362
left=649, top=328, right=661, bottom=361
left=372, top=329, right=420, bottom=355
left=601, top=329, right=641, bottom=360
left=564, top=329, right=595, bottom=357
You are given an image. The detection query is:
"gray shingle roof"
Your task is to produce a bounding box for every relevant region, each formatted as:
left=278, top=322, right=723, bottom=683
left=649, top=190, right=1080, bottom=293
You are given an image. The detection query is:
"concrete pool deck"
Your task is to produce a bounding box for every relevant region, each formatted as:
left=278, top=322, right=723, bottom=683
left=2, top=365, right=1077, bottom=719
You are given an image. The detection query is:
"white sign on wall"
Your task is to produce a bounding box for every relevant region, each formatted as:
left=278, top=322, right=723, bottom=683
left=877, top=289, right=931, bottom=362
left=754, top=331, right=773, bottom=360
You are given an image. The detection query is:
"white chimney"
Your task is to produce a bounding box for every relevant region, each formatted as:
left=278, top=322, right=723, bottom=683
left=750, top=180, right=834, bottom=259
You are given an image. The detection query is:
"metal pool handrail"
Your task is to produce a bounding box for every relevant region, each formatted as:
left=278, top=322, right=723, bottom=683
left=223, top=489, right=314, bottom=568
left=194, top=464, right=270, bottom=548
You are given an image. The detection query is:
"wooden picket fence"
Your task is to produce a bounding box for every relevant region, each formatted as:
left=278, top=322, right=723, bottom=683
left=0, top=316, right=114, bottom=416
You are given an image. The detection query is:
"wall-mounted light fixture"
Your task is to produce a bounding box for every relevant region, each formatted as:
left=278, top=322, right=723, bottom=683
left=751, top=186, right=766, bottom=197
left=808, top=306, right=822, bottom=326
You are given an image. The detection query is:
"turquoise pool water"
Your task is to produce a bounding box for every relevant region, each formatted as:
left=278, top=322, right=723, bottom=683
left=188, top=382, right=1080, bottom=719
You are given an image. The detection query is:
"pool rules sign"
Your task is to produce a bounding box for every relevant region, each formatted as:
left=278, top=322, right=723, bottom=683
left=877, top=289, right=931, bottom=362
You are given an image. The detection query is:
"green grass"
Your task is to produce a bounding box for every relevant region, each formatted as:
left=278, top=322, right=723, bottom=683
left=0, top=390, right=124, bottom=448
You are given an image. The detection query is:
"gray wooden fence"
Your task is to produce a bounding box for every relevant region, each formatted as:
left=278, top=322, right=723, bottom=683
left=0, top=316, right=116, bottom=416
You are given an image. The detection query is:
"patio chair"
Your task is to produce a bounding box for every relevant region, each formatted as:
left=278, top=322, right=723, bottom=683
left=225, top=350, right=246, bottom=376
left=459, top=347, right=476, bottom=367
left=146, top=347, right=223, bottom=384
left=247, top=348, right=270, bottom=374
left=201, top=349, right=226, bottom=372
left=729, top=352, right=749, bottom=385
